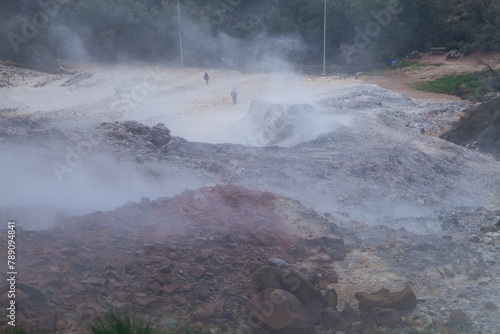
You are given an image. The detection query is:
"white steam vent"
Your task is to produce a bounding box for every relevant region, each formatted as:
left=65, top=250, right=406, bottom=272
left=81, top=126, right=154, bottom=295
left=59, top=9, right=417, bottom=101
left=245, top=98, right=341, bottom=147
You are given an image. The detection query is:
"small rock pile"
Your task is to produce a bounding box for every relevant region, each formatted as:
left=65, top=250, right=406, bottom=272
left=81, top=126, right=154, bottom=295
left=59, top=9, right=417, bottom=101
left=245, top=262, right=417, bottom=334
left=98, top=121, right=171, bottom=154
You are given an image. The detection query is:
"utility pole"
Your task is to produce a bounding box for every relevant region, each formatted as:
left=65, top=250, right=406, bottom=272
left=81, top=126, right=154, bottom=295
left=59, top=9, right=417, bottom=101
left=322, top=0, right=327, bottom=76
left=177, top=0, right=184, bottom=67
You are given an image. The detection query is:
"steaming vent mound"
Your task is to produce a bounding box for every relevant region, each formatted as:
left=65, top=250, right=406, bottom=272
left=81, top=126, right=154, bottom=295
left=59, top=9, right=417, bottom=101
left=246, top=98, right=315, bottom=146
left=320, top=84, right=416, bottom=110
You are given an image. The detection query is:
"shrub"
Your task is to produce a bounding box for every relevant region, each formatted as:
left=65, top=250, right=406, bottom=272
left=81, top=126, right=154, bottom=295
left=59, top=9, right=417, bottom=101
left=91, top=311, right=154, bottom=334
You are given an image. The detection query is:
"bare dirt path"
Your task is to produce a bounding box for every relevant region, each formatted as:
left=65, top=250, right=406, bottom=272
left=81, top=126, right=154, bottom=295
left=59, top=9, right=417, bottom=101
left=359, top=51, right=500, bottom=102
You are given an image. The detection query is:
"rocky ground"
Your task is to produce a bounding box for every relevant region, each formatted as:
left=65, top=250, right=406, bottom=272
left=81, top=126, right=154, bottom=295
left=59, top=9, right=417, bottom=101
left=1, top=61, right=500, bottom=333
left=0, top=185, right=499, bottom=333
left=441, top=98, right=500, bottom=160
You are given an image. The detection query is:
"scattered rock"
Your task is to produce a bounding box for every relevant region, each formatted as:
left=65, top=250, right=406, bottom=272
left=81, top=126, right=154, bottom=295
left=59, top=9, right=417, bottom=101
left=484, top=301, right=498, bottom=310
left=190, top=305, right=214, bottom=323
left=340, top=304, right=361, bottom=323
left=355, top=286, right=417, bottom=312
left=268, top=258, right=290, bottom=267
left=372, top=307, right=404, bottom=328
left=109, top=301, right=134, bottom=314
left=193, top=280, right=212, bottom=300
left=468, top=234, right=482, bottom=243
left=246, top=288, right=316, bottom=334
left=163, top=284, right=180, bottom=294
left=135, top=296, right=157, bottom=306
left=448, top=309, right=472, bottom=331
left=250, top=265, right=327, bottom=306
left=79, top=278, right=105, bottom=286
left=189, top=265, right=206, bottom=279
left=325, top=289, right=338, bottom=310
left=301, top=237, right=347, bottom=261
left=148, top=283, right=162, bottom=295
left=321, top=306, right=343, bottom=329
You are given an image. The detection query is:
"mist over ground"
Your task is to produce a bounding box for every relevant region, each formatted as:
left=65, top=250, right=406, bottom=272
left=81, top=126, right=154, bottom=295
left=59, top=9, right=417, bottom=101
left=1, top=60, right=499, bottom=234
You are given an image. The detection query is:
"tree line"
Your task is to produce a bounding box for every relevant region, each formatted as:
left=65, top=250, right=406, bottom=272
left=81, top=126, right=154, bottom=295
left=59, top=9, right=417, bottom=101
left=1, top=0, right=499, bottom=71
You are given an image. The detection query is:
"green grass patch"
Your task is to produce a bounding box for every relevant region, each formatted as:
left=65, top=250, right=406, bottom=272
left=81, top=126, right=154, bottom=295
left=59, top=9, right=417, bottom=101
left=91, top=312, right=155, bottom=334
left=171, top=326, right=216, bottom=334
left=3, top=326, right=30, bottom=334
left=1, top=311, right=216, bottom=334
left=90, top=310, right=217, bottom=334
left=412, top=70, right=499, bottom=101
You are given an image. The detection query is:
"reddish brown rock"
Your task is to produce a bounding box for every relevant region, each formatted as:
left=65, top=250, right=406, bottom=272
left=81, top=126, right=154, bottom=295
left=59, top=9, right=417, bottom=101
left=115, top=291, right=133, bottom=302
left=158, top=261, right=174, bottom=273
left=148, top=282, right=162, bottom=295
left=246, top=288, right=316, bottom=334
left=190, top=305, right=214, bottom=323
left=163, top=284, right=180, bottom=294
left=372, top=307, right=403, bottom=329
left=340, top=305, right=361, bottom=323
left=355, top=286, right=417, bottom=312
left=172, top=295, right=187, bottom=305
left=193, top=280, right=212, bottom=300
left=189, top=265, right=206, bottom=278
left=325, top=269, right=339, bottom=283
left=197, top=249, right=213, bottom=261
left=250, top=265, right=327, bottom=307
left=301, top=237, right=347, bottom=261
left=443, top=267, right=455, bottom=278
left=135, top=296, right=157, bottom=306
left=321, top=306, right=343, bottom=329
left=109, top=301, right=134, bottom=314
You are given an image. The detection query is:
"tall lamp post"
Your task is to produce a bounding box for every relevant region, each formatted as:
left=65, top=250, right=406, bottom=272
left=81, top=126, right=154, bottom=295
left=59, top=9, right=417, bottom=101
left=322, top=0, right=327, bottom=76
left=177, top=0, right=184, bottom=67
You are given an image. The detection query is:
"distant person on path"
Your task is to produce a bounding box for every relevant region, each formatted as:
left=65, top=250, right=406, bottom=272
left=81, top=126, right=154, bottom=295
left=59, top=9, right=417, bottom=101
left=204, top=72, right=209, bottom=85
left=231, top=88, right=237, bottom=105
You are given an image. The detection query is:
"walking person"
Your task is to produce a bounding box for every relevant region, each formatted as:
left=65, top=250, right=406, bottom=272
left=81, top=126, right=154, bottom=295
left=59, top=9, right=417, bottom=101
left=204, top=72, right=209, bottom=85
left=231, top=88, right=237, bottom=105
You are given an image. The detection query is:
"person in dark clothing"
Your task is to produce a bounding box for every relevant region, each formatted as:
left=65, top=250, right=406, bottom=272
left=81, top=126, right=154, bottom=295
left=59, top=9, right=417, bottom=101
left=204, top=72, right=209, bottom=85
left=231, top=88, right=237, bottom=105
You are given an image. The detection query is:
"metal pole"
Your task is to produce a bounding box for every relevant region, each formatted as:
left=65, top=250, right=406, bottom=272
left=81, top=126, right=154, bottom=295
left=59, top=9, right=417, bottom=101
left=322, top=0, right=327, bottom=76
left=177, top=0, right=184, bottom=67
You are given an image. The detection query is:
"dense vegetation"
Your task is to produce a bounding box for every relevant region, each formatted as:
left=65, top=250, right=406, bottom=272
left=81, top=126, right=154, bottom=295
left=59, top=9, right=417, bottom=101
left=1, top=0, right=499, bottom=71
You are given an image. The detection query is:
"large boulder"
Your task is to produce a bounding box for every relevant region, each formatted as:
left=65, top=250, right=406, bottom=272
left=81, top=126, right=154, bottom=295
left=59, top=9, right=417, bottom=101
left=246, top=288, right=316, bottom=334
left=355, top=286, right=417, bottom=312
left=250, top=264, right=328, bottom=308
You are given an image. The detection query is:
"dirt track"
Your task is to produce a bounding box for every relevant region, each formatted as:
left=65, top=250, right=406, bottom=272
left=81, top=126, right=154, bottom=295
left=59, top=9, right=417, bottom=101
left=360, top=51, right=500, bottom=101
